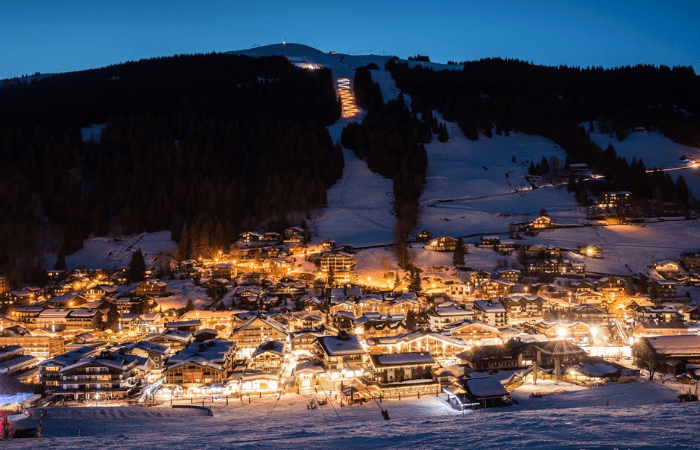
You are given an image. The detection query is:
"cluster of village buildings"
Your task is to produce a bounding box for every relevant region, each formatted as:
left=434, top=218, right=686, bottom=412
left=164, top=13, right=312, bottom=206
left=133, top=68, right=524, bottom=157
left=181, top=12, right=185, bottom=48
left=1, top=221, right=700, bottom=407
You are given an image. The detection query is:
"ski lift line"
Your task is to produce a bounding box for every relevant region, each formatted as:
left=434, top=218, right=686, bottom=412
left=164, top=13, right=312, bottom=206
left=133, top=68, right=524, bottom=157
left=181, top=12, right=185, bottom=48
left=317, top=384, right=341, bottom=420
left=338, top=354, right=388, bottom=419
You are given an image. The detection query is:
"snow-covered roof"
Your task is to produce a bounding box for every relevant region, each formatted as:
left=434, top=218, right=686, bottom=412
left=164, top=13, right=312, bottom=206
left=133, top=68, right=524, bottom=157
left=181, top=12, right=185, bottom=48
left=644, top=335, right=700, bottom=356
left=371, top=352, right=434, bottom=367
left=317, top=334, right=364, bottom=356
left=463, top=376, right=508, bottom=398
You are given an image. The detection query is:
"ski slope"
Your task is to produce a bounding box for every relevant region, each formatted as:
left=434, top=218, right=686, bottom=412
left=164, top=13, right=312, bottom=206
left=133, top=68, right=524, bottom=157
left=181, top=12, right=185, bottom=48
left=9, top=380, right=697, bottom=450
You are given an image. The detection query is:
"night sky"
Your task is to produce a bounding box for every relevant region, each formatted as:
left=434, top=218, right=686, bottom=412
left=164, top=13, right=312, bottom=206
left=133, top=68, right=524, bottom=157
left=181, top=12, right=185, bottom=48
left=1, top=0, right=699, bottom=80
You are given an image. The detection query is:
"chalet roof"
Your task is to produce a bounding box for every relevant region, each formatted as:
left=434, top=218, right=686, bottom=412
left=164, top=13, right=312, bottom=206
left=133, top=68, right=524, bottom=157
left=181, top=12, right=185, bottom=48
left=60, top=351, right=149, bottom=374
left=165, top=320, right=201, bottom=328
left=167, top=355, right=225, bottom=372
left=40, top=346, right=100, bottom=368
left=144, top=329, right=193, bottom=344
left=252, top=340, right=285, bottom=358
left=461, top=376, right=509, bottom=399
left=367, top=329, right=466, bottom=347
left=643, top=335, right=700, bottom=356
left=473, top=300, right=506, bottom=313
left=231, top=315, right=287, bottom=337
left=317, top=334, right=364, bottom=356
left=292, top=360, right=326, bottom=375
left=369, top=352, right=434, bottom=368
left=165, top=339, right=236, bottom=368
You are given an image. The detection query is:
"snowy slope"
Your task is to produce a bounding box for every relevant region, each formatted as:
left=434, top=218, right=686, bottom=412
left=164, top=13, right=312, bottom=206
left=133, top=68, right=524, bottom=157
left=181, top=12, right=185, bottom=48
left=9, top=380, right=698, bottom=450
left=418, top=115, right=582, bottom=239
left=589, top=127, right=700, bottom=197
left=58, top=231, right=176, bottom=271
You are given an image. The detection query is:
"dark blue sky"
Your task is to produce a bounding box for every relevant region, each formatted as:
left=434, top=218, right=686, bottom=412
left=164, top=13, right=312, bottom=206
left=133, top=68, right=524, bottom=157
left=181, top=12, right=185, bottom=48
left=2, top=0, right=699, bottom=80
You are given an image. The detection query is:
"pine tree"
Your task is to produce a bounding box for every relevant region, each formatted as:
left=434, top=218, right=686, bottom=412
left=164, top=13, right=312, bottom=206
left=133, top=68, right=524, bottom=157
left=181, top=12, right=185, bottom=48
left=54, top=248, right=67, bottom=271
left=104, top=302, right=120, bottom=332
left=185, top=299, right=195, bottom=312
left=453, top=237, right=465, bottom=268
left=625, top=276, right=636, bottom=296
left=128, top=249, right=146, bottom=282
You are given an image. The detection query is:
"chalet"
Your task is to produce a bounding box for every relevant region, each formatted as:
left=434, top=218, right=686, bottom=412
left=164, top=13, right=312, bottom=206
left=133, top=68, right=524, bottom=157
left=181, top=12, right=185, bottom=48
left=479, top=236, right=500, bottom=248
left=458, top=339, right=587, bottom=371
left=0, top=345, right=37, bottom=375
left=651, top=280, right=677, bottom=299
left=287, top=243, right=306, bottom=255
left=354, top=315, right=408, bottom=340
left=35, top=308, right=71, bottom=332
left=238, top=231, right=262, bottom=243
left=595, top=277, right=626, bottom=294
left=500, top=295, right=547, bottom=321
left=0, top=276, right=6, bottom=294
left=654, top=260, right=681, bottom=278
left=633, top=335, right=700, bottom=376
left=388, top=296, right=421, bottom=316
left=136, top=280, right=167, bottom=297
left=210, top=262, right=236, bottom=280
left=0, top=335, right=65, bottom=359
left=481, top=280, right=515, bottom=298
left=531, top=215, right=553, bottom=229
left=10, top=305, right=45, bottom=329
left=364, top=352, right=439, bottom=397
left=417, top=229, right=433, bottom=242
left=497, top=269, right=522, bottom=283
left=571, top=304, right=607, bottom=323
left=473, top=300, right=506, bottom=327
left=248, top=340, right=286, bottom=372
left=633, top=305, right=680, bottom=323
left=427, top=236, right=457, bottom=252
left=598, top=191, right=632, bottom=208
left=292, top=360, right=326, bottom=392
left=49, top=349, right=151, bottom=400
left=315, top=333, right=365, bottom=375
left=260, top=231, right=280, bottom=242
left=144, top=330, right=194, bottom=352
left=428, top=303, right=474, bottom=331
left=47, top=293, right=87, bottom=308
left=527, top=260, right=585, bottom=276
left=320, top=239, right=336, bottom=250
left=283, top=226, right=304, bottom=241
left=65, top=308, right=104, bottom=330
left=229, top=314, right=287, bottom=356
left=119, top=340, right=172, bottom=371
left=319, top=250, right=355, bottom=273
left=524, top=245, right=561, bottom=259
left=467, top=270, right=491, bottom=284
left=279, top=311, right=324, bottom=332
left=527, top=320, right=592, bottom=342
left=85, top=285, right=118, bottom=300
left=448, top=284, right=471, bottom=298
left=163, top=339, right=236, bottom=388
left=445, top=376, right=512, bottom=409
left=578, top=245, right=603, bottom=258
left=289, top=329, right=327, bottom=356
left=39, top=346, right=100, bottom=392
left=680, top=252, right=700, bottom=271
left=444, top=320, right=501, bottom=346
left=496, top=241, right=516, bottom=253
left=365, top=330, right=468, bottom=363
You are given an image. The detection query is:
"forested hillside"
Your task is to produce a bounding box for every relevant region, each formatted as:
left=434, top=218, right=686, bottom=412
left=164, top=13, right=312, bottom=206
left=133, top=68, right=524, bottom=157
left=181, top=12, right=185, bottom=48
left=0, top=53, right=342, bottom=286
left=386, top=58, right=699, bottom=206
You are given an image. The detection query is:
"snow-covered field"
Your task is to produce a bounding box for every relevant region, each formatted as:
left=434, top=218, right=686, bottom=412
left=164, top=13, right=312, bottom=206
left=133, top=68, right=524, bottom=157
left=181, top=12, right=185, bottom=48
left=418, top=116, right=582, bottom=239
left=7, top=380, right=698, bottom=449
left=56, top=231, right=176, bottom=271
